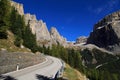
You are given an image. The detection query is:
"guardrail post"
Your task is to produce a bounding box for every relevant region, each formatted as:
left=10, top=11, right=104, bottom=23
left=16, top=63, right=19, bottom=71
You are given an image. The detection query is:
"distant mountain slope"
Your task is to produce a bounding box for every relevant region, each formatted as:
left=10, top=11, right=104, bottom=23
left=87, top=11, right=120, bottom=54
left=81, top=48, right=117, bottom=68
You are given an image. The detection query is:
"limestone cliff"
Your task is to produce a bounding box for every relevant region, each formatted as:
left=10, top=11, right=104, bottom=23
left=75, top=36, right=87, bottom=44
left=24, top=14, right=67, bottom=46
left=87, top=11, right=120, bottom=54
left=11, top=1, right=67, bottom=47
left=24, top=14, right=37, bottom=34
left=24, top=14, right=51, bottom=42
left=50, top=27, right=67, bottom=47
left=10, top=1, right=24, bottom=15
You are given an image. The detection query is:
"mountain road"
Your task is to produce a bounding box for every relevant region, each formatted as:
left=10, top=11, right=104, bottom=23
left=2, top=56, right=64, bottom=80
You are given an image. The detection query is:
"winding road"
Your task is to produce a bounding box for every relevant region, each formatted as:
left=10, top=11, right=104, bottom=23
left=3, top=56, right=64, bottom=80
left=96, top=56, right=120, bottom=69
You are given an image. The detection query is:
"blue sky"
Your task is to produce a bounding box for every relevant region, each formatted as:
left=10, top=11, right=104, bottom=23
left=13, top=0, right=120, bottom=41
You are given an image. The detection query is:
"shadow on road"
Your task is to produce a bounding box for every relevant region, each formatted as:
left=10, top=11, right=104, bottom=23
left=0, top=75, right=17, bottom=80
left=36, top=74, right=54, bottom=80
left=36, top=74, right=68, bottom=80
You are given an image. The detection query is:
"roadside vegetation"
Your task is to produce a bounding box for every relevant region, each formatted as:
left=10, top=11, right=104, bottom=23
left=63, top=64, right=85, bottom=80
left=0, top=0, right=38, bottom=53
left=80, top=48, right=120, bottom=80
left=42, top=45, right=120, bottom=80
left=0, top=31, right=31, bottom=52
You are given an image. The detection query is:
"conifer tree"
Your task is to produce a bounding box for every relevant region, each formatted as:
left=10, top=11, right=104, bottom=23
left=23, top=23, right=37, bottom=52
left=9, top=7, right=25, bottom=47
left=0, top=0, right=11, bottom=39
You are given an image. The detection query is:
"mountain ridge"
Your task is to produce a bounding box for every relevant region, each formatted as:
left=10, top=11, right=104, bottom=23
left=11, top=1, right=68, bottom=47
left=87, top=10, right=120, bottom=54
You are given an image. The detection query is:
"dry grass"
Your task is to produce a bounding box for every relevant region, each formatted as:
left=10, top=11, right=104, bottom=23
left=63, top=64, right=86, bottom=80
left=0, top=31, right=46, bottom=74
left=0, top=31, right=30, bottom=52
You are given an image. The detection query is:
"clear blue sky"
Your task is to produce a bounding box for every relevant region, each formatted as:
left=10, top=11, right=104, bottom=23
left=13, top=0, right=120, bottom=41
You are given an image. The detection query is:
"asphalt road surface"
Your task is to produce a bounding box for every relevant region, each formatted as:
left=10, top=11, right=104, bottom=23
left=3, top=56, right=63, bottom=80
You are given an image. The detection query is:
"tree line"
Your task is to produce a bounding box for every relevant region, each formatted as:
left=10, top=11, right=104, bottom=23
left=40, top=44, right=120, bottom=80
left=0, top=0, right=38, bottom=52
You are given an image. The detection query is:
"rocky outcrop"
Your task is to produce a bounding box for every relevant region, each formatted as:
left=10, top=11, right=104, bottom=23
left=10, top=1, right=24, bottom=15
left=75, top=36, right=87, bottom=44
left=24, top=14, right=51, bottom=42
left=24, top=14, right=37, bottom=34
left=11, top=1, right=67, bottom=47
left=24, top=14, right=68, bottom=47
left=50, top=27, right=67, bottom=47
left=87, top=11, right=120, bottom=54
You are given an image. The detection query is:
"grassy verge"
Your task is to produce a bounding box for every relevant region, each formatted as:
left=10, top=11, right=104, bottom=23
left=0, top=31, right=30, bottom=52
left=63, top=64, right=85, bottom=80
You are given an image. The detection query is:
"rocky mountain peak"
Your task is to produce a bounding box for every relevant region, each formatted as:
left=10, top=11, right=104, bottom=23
left=94, top=10, right=120, bottom=31
left=87, top=10, right=120, bottom=54
left=10, top=1, right=24, bottom=15
left=24, top=14, right=51, bottom=42
left=50, top=27, right=60, bottom=37
left=24, top=14, right=37, bottom=21
left=50, top=27, right=67, bottom=46
left=11, top=1, right=68, bottom=47
left=75, top=36, right=87, bottom=44
left=50, top=27, right=57, bottom=33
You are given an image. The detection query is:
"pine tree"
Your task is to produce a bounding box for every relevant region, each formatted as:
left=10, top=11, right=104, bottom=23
left=23, top=23, right=37, bottom=52
left=9, top=7, right=25, bottom=47
left=59, top=46, right=68, bottom=62
left=112, top=74, right=119, bottom=80
left=0, top=0, right=11, bottom=39
left=10, top=8, right=25, bottom=37
left=68, top=49, right=74, bottom=67
left=74, top=51, right=82, bottom=69
left=45, top=46, right=50, bottom=55
left=14, top=36, right=22, bottom=47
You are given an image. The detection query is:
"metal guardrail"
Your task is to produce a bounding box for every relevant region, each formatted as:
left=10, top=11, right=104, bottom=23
left=54, top=60, right=65, bottom=79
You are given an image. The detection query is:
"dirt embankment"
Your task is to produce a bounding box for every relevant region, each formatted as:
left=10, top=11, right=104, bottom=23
left=0, top=51, right=45, bottom=74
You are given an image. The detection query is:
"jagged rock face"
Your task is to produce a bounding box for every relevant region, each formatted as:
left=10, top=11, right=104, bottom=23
left=50, top=27, right=67, bottom=47
left=24, top=14, right=37, bottom=34
left=36, top=21, right=51, bottom=41
left=24, top=14, right=67, bottom=46
left=87, top=11, right=120, bottom=54
left=24, top=14, right=37, bottom=25
left=11, top=1, right=24, bottom=15
left=24, top=14, right=51, bottom=44
left=75, top=36, right=87, bottom=44
left=11, top=1, right=68, bottom=47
